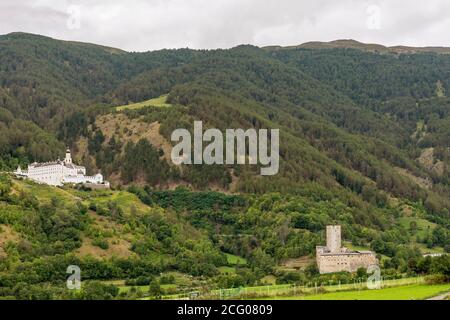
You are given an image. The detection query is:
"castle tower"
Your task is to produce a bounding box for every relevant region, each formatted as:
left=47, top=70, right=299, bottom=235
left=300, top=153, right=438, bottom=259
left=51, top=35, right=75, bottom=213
left=64, top=148, right=72, bottom=164
left=326, top=225, right=341, bottom=253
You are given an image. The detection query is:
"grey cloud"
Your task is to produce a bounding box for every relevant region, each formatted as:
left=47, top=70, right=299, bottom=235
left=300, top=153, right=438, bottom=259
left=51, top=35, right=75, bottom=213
left=0, top=0, right=449, bottom=51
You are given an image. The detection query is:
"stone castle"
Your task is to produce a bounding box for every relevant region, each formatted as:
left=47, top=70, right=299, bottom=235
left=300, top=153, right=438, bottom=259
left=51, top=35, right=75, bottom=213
left=15, top=149, right=109, bottom=188
left=316, top=225, right=378, bottom=274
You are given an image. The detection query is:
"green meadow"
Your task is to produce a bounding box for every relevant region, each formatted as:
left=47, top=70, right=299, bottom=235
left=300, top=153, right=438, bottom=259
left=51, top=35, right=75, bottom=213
left=115, top=95, right=172, bottom=111
left=225, top=253, right=247, bottom=265
left=276, top=283, right=450, bottom=300
left=398, top=217, right=437, bottom=238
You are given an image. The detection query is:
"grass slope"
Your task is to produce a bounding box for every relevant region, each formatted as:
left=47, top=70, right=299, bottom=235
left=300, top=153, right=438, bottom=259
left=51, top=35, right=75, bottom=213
left=225, top=253, right=247, bottom=265
left=282, top=284, right=450, bottom=300
left=116, top=95, right=172, bottom=111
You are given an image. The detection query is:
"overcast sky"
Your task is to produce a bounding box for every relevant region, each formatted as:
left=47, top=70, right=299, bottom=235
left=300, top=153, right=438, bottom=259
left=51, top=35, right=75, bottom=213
left=1, top=0, right=450, bottom=52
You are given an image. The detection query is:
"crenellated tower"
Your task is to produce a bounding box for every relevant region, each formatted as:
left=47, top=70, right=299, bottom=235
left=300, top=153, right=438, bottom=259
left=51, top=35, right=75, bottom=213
left=326, top=225, right=341, bottom=253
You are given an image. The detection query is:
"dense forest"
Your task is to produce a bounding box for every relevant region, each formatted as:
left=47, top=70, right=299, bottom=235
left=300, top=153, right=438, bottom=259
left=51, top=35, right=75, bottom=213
left=0, top=33, right=449, bottom=299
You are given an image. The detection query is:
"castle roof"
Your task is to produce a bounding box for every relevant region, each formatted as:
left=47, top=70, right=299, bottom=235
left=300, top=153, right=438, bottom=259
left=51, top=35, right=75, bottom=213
left=319, top=251, right=375, bottom=256
left=316, top=245, right=375, bottom=256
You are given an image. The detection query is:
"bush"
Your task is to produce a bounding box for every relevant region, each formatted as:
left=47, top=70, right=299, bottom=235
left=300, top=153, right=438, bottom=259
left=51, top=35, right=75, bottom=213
left=124, top=276, right=154, bottom=286
left=160, top=274, right=175, bottom=285
left=425, top=274, right=449, bottom=284
left=148, top=280, right=162, bottom=299
left=81, top=281, right=119, bottom=300
left=92, top=238, right=109, bottom=250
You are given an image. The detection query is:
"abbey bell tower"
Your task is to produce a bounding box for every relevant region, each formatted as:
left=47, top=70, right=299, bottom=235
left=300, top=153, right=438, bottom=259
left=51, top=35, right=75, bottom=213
left=64, top=148, right=72, bottom=164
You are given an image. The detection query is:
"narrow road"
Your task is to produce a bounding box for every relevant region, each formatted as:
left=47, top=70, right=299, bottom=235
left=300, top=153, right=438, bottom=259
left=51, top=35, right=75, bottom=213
left=427, top=292, right=449, bottom=300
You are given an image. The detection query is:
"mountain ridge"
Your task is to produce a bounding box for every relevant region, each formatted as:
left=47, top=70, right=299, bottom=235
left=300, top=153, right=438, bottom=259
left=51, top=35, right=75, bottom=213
left=3, top=32, right=450, bottom=54
left=265, top=39, right=450, bottom=54
left=0, top=32, right=126, bottom=54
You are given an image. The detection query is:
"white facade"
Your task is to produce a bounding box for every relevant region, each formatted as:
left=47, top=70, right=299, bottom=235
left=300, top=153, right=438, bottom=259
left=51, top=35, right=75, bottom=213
left=15, top=149, right=109, bottom=187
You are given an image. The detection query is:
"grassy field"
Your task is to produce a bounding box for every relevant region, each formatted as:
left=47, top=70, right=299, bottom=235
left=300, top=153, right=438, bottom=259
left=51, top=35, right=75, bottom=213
left=218, top=266, right=236, bottom=274
left=135, top=276, right=449, bottom=300
left=225, top=253, right=247, bottom=265
left=397, top=217, right=444, bottom=253
left=133, top=275, right=446, bottom=301
left=12, top=178, right=77, bottom=205
left=86, top=190, right=150, bottom=214
left=109, top=272, right=195, bottom=294
left=398, top=217, right=437, bottom=238
left=153, top=283, right=297, bottom=300
left=116, top=95, right=172, bottom=111
left=276, top=283, right=450, bottom=300
left=156, top=278, right=433, bottom=300
left=236, top=277, right=426, bottom=299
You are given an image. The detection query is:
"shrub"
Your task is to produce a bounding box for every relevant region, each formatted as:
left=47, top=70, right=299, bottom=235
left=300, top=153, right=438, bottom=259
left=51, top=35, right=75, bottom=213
left=92, top=238, right=109, bottom=250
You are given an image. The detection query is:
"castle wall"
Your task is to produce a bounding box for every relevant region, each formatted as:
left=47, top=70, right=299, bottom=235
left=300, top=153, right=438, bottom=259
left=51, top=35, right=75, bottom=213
left=316, top=225, right=378, bottom=274
left=316, top=252, right=378, bottom=274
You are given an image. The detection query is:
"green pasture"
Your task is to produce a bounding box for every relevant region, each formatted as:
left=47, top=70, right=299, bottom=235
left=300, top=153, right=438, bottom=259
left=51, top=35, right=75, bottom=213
left=278, top=283, right=450, bottom=300
left=116, top=95, right=172, bottom=111
left=225, top=253, right=247, bottom=265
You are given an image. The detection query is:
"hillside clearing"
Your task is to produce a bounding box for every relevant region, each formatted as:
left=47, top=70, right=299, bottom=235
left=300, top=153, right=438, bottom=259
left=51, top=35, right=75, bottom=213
left=116, top=95, right=172, bottom=111
left=76, top=236, right=133, bottom=259
left=225, top=253, right=247, bottom=265
left=92, top=114, right=173, bottom=163
left=398, top=217, right=437, bottom=238
left=0, top=225, right=20, bottom=257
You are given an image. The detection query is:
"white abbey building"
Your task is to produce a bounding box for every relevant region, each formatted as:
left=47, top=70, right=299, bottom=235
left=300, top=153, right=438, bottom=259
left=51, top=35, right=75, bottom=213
left=15, top=149, right=109, bottom=187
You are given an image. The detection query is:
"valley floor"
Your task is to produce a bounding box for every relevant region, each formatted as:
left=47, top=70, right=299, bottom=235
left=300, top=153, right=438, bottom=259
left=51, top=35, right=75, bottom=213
left=130, top=276, right=449, bottom=300
left=267, top=284, right=450, bottom=300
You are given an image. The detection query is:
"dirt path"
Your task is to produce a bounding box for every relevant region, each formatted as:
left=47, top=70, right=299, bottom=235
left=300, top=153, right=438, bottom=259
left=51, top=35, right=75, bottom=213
left=427, top=292, right=449, bottom=300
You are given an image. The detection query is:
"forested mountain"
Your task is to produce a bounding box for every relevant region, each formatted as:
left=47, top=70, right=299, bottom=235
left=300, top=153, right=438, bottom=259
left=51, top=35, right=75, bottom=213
left=2, top=33, right=448, bottom=210
left=0, top=33, right=449, bottom=298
